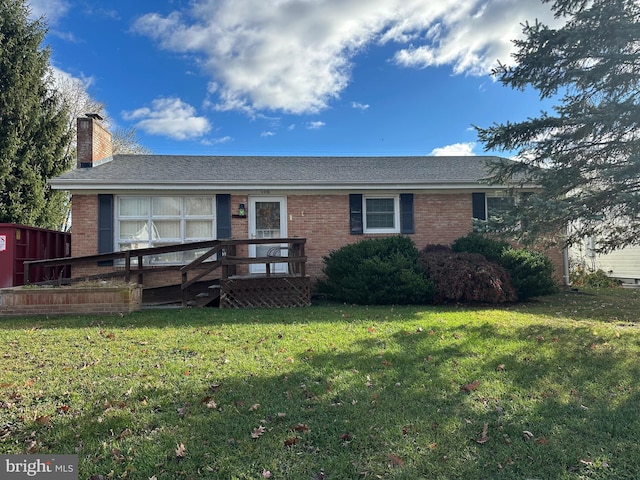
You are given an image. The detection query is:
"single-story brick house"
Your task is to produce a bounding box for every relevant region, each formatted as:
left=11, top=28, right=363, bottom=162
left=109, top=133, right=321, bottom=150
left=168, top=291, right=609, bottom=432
left=49, top=116, right=568, bottom=287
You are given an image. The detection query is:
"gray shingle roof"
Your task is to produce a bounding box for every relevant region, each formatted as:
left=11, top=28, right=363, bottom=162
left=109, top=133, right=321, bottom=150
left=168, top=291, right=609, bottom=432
left=50, top=155, right=511, bottom=190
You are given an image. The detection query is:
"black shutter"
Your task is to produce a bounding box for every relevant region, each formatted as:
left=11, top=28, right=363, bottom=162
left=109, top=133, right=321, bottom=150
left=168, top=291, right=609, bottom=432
left=349, top=194, right=363, bottom=235
left=400, top=193, right=414, bottom=234
left=216, top=194, right=232, bottom=239
left=97, top=194, right=114, bottom=266
left=472, top=193, right=486, bottom=220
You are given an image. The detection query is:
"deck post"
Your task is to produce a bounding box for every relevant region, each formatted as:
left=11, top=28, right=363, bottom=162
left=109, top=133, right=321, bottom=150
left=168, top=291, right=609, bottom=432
left=124, top=251, right=131, bottom=283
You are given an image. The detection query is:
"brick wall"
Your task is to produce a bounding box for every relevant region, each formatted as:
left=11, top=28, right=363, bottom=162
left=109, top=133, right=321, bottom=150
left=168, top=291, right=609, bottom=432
left=77, top=117, right=112, bottom=168
left=0, top=284, right=141, bottom=316
left=67, top=191, right=566, bottom=287
left=70, top=194, right=104, bottom=278
left=285, top=193, right=476, bottom=280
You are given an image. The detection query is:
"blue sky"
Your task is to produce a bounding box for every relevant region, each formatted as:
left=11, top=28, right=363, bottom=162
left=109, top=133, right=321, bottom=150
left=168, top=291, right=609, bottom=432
left=30, top=0, right=560, bottom=157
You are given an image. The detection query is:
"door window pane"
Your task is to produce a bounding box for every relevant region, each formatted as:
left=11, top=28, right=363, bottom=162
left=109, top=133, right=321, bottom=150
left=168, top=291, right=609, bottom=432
left=256, top=202, right=280, bottom=231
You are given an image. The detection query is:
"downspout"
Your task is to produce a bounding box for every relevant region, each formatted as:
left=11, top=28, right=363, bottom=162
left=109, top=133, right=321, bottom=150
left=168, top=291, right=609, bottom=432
left=562, top=225, right=571, bottom=286
left=563, top=245, right=570, bottom=286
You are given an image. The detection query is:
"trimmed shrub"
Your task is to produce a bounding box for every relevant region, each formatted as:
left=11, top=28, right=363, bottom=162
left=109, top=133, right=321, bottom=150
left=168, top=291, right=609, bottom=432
left=318, top=236, right=436, bottom=305
left=418, top=245, right=517, bottom=304
left=451, top=232, right=510, bottom=263
left=499, top=248, right=558, bottom=300
left=452, top=233, right=558, bottom=300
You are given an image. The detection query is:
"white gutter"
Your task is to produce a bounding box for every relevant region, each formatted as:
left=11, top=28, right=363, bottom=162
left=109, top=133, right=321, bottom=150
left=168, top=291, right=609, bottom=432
left=49, top=181, right=536, bottom=192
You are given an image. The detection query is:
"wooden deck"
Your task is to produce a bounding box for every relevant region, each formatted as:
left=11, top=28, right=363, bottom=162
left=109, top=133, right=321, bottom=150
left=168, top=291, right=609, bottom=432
left=25, top=238, right=310, bottom=309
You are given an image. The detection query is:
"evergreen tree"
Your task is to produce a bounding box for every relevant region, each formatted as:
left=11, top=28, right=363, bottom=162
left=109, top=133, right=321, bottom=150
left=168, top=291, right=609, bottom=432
left=476, top=0, right=640, bottom=253
left=0, top=0, right=72, bottom=229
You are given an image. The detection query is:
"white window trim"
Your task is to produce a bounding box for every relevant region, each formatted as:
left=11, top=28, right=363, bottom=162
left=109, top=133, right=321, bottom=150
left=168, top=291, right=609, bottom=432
left=363, top=195, right=400, bottom=234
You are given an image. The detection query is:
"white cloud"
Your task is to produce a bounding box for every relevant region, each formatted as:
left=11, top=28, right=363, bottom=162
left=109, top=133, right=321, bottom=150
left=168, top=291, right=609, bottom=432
left=307, top=121, right=326, bottom=130
left=202, top=135, right=232, bottom=146
left=260, top=131, right=275, bottom=137
left=351, top=101, right=370, bottom=111
left=122, top=97, right=211, bottom=140
left=50, top=66, right=94, bottom=90
left=132, top=0, right=560, bottom=115
left=430, top=142, right=477, bottom=156
left=28, top=0, right=70, bottom=24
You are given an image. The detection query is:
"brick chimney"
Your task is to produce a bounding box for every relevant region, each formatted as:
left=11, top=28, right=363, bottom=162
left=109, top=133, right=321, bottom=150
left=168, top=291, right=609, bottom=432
left=77, top=114, right=113, bottom=168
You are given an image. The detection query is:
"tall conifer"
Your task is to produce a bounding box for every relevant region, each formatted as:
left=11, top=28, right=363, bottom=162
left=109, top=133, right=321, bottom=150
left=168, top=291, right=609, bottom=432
left=0, top=0, right=71, bottom=229
left=477, top=0, right=640, bottom=252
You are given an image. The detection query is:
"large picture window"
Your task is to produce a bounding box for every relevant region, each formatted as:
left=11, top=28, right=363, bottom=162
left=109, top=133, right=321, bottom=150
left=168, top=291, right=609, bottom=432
left=363, top=196, right=400, bottom=233
left=116, top=196, right=216, bottom=264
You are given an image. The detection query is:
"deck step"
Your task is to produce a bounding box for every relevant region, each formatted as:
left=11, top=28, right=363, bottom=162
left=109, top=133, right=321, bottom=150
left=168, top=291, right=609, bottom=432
left=193, top=284, right=221, bottom=307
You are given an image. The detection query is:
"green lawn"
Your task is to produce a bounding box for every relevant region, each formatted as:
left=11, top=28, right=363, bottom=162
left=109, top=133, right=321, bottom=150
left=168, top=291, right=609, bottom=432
left=1, top=288, right=640, bottom=479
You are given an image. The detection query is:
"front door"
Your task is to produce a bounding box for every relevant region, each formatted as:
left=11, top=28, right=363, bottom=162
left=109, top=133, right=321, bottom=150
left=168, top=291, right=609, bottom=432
left=248, top=196, right=287, bottom=274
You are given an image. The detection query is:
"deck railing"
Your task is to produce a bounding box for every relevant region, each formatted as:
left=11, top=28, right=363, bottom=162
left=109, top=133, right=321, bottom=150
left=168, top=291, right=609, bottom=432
left=24, top=238, right=307, bottom=305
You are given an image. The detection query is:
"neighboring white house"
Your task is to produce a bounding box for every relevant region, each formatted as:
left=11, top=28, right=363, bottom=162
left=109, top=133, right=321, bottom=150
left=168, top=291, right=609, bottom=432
left=571, top=239, right=640, bottom=285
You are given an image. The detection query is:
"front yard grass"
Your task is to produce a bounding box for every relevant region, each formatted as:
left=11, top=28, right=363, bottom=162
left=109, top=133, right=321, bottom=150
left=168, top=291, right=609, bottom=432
left=1, top=288, right=639, bottom=479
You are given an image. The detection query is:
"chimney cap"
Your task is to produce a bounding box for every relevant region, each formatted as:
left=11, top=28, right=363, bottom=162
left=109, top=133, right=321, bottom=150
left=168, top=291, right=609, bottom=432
left=85, top=113, right=104, bottom=120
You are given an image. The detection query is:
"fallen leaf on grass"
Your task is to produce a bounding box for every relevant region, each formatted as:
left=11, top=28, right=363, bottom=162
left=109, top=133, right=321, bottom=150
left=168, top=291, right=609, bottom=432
left=460, top=381, right=480, bottom=393
left=175, top=443, right=186, bottom=459
left=496, top=364, right=506, bottom=371
left=523, top=431, right=535, bottom=441
left=35, top=415, right=51, bottom=427
left=474, top=423, right=489, bottom=444
left=25, top=440, right=37, bottom=453
left=116, top=428, right=132, bottom=440
left=201, top=396, right=218, bottom=409
left=388, top=454, right=404, bottom=467
left=251, top=426, right=266, bottom=439
left=284, top=436, right=299, bottom=447
left=177, top=404, right=189, bottom=417
left=110, top=448, right=124, bottom=463
left=291, top=423, right=310, bottom=433
left=262, top=470, right=272, bottom=478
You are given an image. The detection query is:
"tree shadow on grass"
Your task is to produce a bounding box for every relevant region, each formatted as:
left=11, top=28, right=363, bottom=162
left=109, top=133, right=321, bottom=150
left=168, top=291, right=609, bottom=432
left=7, top=315, right=639, bottom=480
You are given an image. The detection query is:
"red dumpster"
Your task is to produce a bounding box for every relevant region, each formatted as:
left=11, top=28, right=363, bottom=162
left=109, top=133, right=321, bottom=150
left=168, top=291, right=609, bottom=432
left=0, top=224, right=71, bottom=287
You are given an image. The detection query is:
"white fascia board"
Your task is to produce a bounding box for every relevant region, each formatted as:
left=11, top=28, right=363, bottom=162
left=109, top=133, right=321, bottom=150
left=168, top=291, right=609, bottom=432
left=50, top=181, right=533, bottom=192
